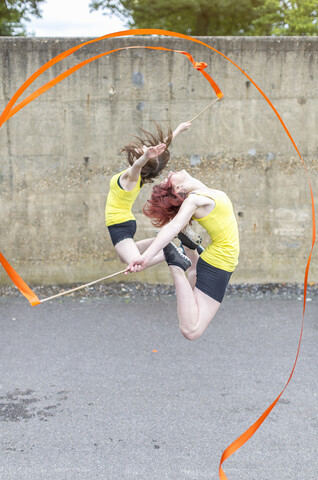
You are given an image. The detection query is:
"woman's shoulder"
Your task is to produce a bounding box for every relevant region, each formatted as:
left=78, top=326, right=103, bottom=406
left=186, top=191, right=215, bottom=209
left=190, top=188, right=224, bottom=200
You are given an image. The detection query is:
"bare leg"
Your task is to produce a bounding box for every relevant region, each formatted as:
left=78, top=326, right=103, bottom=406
left=115, top=238, right=164, bottom=267
left=135, top=238, right=155, bottom=253
left=182, top=246, right=199, bottom=289
left=169, top=266, right=221, bottom=340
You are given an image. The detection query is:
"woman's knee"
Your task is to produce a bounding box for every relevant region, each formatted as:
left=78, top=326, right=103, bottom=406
left=180, top=325, right=203, bottom=341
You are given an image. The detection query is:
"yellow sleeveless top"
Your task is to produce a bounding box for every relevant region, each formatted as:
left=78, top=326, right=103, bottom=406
left=105, top=170, right=143, bottom=227
left=192, top=190, right=239, bottom=272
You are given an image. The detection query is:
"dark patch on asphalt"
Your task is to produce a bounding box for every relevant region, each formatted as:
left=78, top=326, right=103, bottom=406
left=152, top=439, right=160, bottom=449
left=0, top=389, right=68, bottom=422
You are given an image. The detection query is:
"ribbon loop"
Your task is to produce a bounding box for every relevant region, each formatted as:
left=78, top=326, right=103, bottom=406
left=193, top=61, right=207, bottom=71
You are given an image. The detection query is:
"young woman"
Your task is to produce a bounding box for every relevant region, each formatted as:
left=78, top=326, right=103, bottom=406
left=105, top=122, right=193, bottom=267
left=127, top=170, right=240, bottom=340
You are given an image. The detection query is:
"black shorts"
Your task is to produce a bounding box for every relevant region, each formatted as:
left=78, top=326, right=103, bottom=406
left=195, top=256, right=232, bottom=303
left=107, top=220, right=137, bottom=246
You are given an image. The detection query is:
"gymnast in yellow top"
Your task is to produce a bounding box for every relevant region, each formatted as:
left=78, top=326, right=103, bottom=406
left=127, top=169, right=240, bottom=340
left=105, top=122, right=191, bottom=267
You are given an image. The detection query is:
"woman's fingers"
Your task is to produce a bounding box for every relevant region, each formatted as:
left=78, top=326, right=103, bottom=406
left=154, top=143, right=166, bottom=152
left=127, top=260, right=145, bottom=273
left=146, top=143, right=166, bottom=158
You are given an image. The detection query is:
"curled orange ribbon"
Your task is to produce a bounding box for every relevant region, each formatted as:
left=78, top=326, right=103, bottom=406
left=0, top=29, right=315, bottom=480
left=193, top=61, right=208, bottom=70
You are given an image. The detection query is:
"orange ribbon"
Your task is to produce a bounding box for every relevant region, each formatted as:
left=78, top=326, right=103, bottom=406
left=0, top=29, right=315, bottom=479
left=0, top=251, right=40, bottom=306
left=193, top=61, right=208, bottom=70
left=0, top=45, right=222, bottom=126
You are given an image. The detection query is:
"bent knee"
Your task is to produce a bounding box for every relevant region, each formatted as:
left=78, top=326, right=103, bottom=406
left=180, top=327, right=203, bottom=341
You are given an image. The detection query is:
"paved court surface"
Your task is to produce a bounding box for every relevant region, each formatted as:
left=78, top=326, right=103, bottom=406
left=0, top=293, right=317, bottom=480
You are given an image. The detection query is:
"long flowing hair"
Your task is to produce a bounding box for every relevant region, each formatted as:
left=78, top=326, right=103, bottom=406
left=143, top=177, right=187, bottom=227
left=121, top=122, right=173, bottom=183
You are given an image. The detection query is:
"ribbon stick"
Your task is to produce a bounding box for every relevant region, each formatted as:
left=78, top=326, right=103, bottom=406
left=39, top=269, right=127, bottom=303
left=189, top=96, right=222, bottom=123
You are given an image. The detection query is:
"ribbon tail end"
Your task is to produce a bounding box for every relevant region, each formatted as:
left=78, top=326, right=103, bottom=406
left=30, top=297, right=41, bottom=307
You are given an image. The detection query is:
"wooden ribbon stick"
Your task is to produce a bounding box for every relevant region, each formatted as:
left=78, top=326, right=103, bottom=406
left=189, top=96, right=222, bottom=123
left=39, top=268, right=127, bottom=303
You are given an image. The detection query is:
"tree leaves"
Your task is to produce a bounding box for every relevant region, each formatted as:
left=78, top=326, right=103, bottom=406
left=0, top=0, right=45, bottom=36
left=89, top=0, right=318, bottom=36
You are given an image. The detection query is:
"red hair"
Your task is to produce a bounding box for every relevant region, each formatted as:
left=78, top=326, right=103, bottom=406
left=143, top=178, right=187, bottom=227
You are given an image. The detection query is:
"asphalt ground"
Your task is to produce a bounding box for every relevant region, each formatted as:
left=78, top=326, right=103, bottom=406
left=0, top=291, right=317, bottom=480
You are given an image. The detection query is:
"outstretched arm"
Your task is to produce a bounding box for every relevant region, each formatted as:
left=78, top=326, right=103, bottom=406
left=127, top=196, right=198, bottom=272
left=168, top=121, right=191, bottom=142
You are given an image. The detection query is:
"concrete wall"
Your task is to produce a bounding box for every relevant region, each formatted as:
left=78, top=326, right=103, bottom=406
left=0, top=36, right=317, bottom=286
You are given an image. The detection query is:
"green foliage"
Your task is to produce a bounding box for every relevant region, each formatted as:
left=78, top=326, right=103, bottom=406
left=280, top=0, right=318, bottom=36
left=89, top=0, right=318, bottom=36
left=0, top=0, right=45, bottom=36
left=251, top=0, right=318, bottom=36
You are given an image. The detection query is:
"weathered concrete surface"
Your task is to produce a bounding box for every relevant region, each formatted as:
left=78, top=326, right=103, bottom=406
left=0, top=294, right=317, bottom=479
left=0, top=37, right=317, bottom=285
